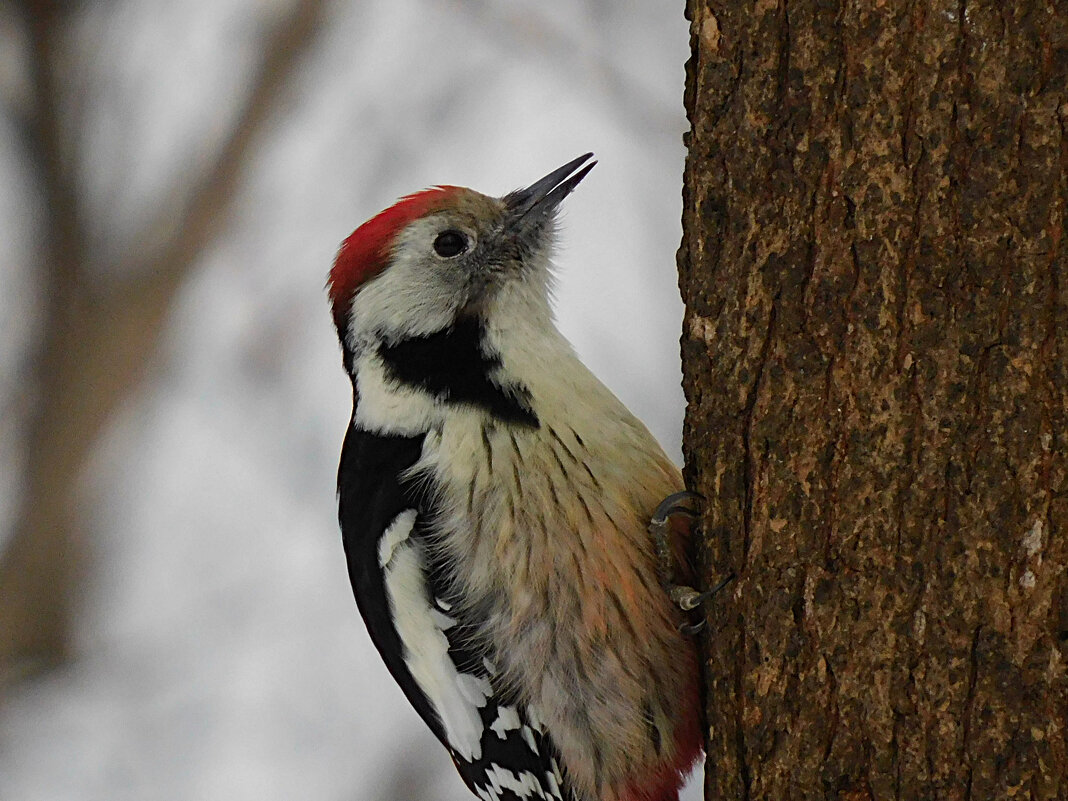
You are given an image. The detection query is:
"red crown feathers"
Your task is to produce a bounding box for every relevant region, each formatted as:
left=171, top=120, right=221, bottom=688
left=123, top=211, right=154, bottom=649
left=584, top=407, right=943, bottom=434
left=328, top=186, right=461, bottom=335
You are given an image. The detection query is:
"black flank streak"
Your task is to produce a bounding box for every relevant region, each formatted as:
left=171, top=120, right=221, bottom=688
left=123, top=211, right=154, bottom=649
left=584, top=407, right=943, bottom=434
left=582, top=461, right=602, bottom=491
left=508, top=432, right=524, bottom=495
left=588, top=730, right=604, bottom=790
left=643, top=703, right=662, bottom=755
left=481, top=426, right=494, bottom=473
left=547, top=479, right=562, bottom=511
left=573, top=524, right=589, bottom=558
left=609, top=590, right=638, bottom=641
left=603, top=508, right=626, bottom=537
left=379, top=317, right=539, bottom=427
left=549, top=426, right=578, bottom=463
left=548, top=441, right=570, bottom=477
left=576, top=494, right=594, bottom=525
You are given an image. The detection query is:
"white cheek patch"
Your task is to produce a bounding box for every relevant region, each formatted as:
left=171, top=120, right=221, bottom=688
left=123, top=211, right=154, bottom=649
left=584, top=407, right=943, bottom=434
left=381, top=530, right=489, bottom=762
left=348, top=214, right=471, bottom=343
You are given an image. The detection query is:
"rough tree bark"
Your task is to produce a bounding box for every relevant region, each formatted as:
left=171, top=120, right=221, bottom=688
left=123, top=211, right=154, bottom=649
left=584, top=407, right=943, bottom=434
left=678, top=1, right=1066, bottom=798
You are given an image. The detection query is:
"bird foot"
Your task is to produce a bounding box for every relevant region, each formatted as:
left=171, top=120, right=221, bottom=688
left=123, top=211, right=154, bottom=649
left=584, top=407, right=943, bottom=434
left=649, top=490, right=703, bottom=528
left=669, top=572, right=736, bottom=611
left=668, top=573, right=736, bottom=634
left=649, top=491, right=735, bottom=635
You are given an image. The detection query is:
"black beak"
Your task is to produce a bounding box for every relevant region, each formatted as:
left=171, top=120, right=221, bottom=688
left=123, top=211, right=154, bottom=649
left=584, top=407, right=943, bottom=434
left=503, top=153, right=596, bottom=232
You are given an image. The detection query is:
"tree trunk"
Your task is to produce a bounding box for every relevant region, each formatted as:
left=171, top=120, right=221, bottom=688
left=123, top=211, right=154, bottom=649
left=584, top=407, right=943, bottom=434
left=677, top=1, right=1067, bottom=798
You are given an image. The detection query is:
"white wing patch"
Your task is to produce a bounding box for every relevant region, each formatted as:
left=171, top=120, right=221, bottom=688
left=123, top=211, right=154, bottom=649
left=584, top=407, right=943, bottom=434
left=522, top=725, right=540, bottom=755
left=377, top=510, right=569, bottom=800
left=490, top=705, right=522, bottom=739
left=377, top=509, right=418, bottom=567
left=382, top=527, right=489, bottom=761
left=544, top=765, right=563, bottom=797
left=478, top=765, right=553, bottom=800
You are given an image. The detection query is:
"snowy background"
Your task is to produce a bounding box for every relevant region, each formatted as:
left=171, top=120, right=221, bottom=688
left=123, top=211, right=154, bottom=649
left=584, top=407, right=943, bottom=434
left=0, top=0, right=698, bottom=798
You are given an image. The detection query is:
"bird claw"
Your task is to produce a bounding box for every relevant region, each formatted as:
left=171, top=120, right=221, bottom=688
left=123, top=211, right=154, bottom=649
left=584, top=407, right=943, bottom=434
left=675, top=572, right=736, bottom=608
left=674, top=572, right=736, bottom=609
left=649, top=490, right=703, bottom=527
left=649, top=491, right=735, bottom=636
left=669, top=573, right=736, bottom=635
left=670, top=585, right=708, bottom=611
left=649, top=492, right=703, bottom=592
left=678, top=619, right=706, bottom=636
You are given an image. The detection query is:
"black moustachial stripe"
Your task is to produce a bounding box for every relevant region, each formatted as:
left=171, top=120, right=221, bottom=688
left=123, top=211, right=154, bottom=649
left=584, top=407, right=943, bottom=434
left=378, top=316, right=539, bottom=427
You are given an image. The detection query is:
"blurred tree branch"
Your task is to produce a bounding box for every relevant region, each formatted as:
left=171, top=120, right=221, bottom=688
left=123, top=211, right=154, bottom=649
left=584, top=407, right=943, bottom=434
left=452, top=0, right=679, bottom=140
left=0, top=0, right=327, bottom=686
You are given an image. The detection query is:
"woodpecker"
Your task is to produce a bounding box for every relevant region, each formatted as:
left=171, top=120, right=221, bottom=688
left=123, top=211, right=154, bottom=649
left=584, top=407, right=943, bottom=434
left=329, top=154, right=702, bottom=801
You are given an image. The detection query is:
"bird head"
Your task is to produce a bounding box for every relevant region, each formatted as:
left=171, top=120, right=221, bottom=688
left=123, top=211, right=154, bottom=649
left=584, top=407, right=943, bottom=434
left=328, top=153, right=595, bottom=365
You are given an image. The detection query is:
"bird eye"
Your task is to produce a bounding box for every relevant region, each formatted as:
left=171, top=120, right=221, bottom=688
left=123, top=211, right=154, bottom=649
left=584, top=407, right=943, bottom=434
left=433, top=230, right=468, bottom=258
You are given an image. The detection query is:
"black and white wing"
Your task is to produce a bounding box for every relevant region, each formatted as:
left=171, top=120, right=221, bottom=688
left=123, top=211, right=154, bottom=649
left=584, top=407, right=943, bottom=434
left=338, top=423, right=573, bottom=801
